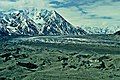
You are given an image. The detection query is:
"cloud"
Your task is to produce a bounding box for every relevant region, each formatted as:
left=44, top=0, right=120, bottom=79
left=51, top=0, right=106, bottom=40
left=0, top=0, right=19, bottom=2
left=112, top=0, right=120, bottom=2
left=49, top=0, right=106, bottom=15
left=87, top=14, right=113, bottom=19
left=9, top=0, right=19, bottom=2
left=49, top=0, right=104, bottom=8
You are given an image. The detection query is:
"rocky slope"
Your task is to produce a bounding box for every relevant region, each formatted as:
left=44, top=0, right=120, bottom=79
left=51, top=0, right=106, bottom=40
left=0, top=9, right=87, bottom=36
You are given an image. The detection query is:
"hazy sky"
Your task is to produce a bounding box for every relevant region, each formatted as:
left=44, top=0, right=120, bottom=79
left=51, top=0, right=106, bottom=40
left=0, top=0, right=120, bottom=32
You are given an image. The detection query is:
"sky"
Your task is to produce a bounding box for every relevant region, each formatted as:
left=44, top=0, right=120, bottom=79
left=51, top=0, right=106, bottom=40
left=0, top=0, right=120, bottom=32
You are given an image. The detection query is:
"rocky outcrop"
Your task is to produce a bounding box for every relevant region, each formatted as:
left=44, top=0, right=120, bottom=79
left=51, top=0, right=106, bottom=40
left=114, top=30, right=120, bottom=35
left=17, top=62, right=38, bottom=69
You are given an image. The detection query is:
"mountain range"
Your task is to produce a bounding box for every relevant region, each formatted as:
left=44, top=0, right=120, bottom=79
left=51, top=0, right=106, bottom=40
left=0, top=9, right=87, bottom=36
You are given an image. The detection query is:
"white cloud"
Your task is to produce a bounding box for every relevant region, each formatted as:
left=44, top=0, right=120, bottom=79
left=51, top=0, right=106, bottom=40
left=0, top=0, right=50, bottom=10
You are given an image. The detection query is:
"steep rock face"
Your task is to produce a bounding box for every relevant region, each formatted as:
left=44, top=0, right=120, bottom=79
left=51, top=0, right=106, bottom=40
left=0, top=9, right=87, bottom=36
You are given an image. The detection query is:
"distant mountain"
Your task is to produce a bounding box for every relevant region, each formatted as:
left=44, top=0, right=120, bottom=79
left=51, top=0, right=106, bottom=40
left=0, top=9, right=87, bottom=36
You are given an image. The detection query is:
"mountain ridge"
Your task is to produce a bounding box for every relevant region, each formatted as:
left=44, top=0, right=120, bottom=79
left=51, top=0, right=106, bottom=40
left=0, top=9, right=87, bottom=36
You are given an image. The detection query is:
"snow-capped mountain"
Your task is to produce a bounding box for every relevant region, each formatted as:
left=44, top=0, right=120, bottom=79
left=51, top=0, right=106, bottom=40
left=34, top=9, right=87, bottom=35
left=0, top=9, right=87, bottom=36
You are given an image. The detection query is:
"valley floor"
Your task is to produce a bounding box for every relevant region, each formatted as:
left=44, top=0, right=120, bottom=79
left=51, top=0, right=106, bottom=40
left=0, top=35, right=120, bottom=80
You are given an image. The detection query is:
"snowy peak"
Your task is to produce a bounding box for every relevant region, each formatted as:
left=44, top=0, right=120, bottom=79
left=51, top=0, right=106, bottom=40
left=37, top=9, right=87, bottom=35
